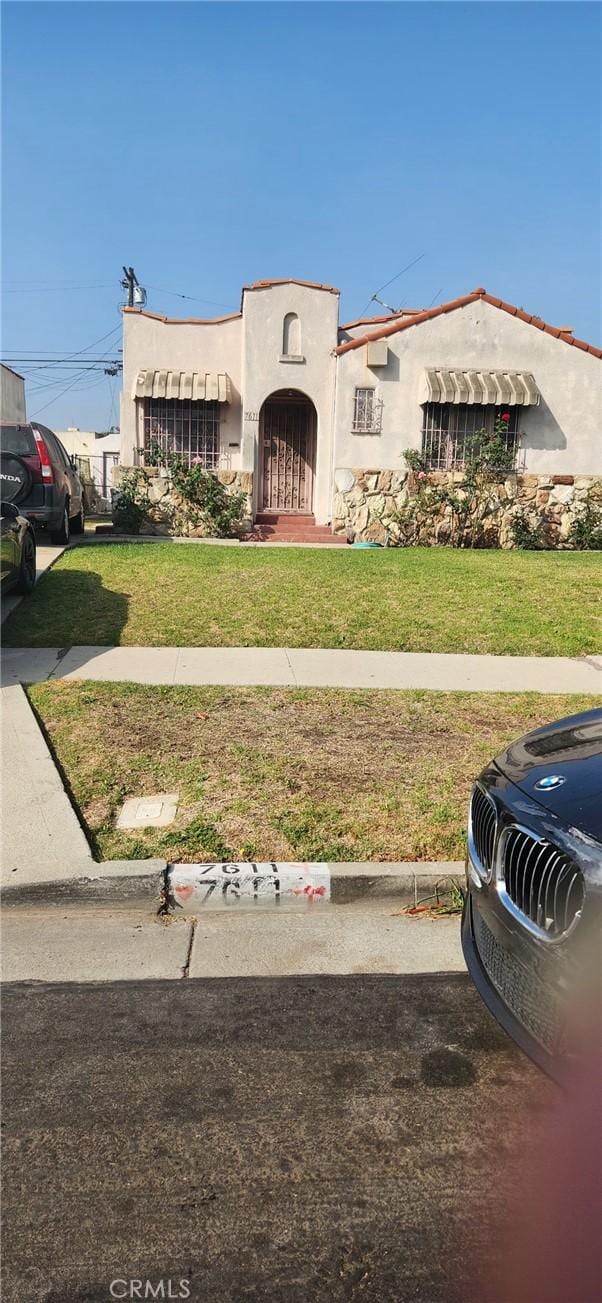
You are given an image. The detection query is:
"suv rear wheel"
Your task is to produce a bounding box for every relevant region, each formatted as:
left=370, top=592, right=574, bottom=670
left=71, top=498, right=85, bottom=534
left=14, top=529, right=37, bottom=594
left=51, top=500, right=70, bottom=545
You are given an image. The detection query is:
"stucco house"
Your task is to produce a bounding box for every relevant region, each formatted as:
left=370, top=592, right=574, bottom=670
left=120, top=280, right=601, bottom=541
left=1, top=363, right=26, bottom=423
left=55, top=426, right=121, bottom=511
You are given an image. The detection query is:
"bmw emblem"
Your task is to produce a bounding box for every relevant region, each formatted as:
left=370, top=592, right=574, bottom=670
left=535, top=774, right=566, bottom=791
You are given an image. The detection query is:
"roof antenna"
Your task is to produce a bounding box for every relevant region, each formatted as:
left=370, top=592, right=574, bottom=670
left=371, top=293, right=403, bottom=315
left=359, top=253, right=426, bottom=319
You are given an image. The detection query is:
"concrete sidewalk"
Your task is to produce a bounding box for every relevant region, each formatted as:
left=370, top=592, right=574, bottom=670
left=1, top=901, right=465, bottom=981
left=3, top=643, right=601, bottom=692
left=1, top=683, right=93, bottom=886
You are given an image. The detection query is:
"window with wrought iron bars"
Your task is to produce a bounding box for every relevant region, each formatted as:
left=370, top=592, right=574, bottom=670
left=421, top=403, right=520, bottom=470
left=143, top=398, right=221, bottom=469
left=352, top=387, right=383, bottom=433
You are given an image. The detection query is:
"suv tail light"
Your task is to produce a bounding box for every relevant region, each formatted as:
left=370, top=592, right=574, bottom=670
left=32, top=430, right=54, bottom=483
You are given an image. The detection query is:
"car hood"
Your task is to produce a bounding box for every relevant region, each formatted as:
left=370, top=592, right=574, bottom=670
left=494, top=707, right=602, bottom=843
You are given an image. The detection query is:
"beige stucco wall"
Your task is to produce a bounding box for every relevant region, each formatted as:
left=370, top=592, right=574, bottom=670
left=334, top=300, right=602, bottom=476
left=120, top=285, right=339, bottom=522
left=241, top=282, right=339, bottom=523
left=120, top=310, right=243, bottom=468
left=1, top=364, right=26, bottom=422
left=119, top=292, right=600, bottom=528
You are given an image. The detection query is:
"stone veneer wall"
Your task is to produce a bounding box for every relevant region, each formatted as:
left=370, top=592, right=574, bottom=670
left=113, top=466, right=253, bottom=536
left=332, top=468, right=602, bottom=548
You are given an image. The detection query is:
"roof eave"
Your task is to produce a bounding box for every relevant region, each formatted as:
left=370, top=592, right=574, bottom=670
left=334, top=289, right=602, bottom=359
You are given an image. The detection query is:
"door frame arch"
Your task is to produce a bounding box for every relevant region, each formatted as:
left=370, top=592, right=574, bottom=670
left=258, top=388, right=317, bottom=514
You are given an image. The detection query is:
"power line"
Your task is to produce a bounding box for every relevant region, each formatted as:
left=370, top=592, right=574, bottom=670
left=427, top=288, right=444, bottom=308
left=2, top=327, right=123, bottom=383
left=5, top=360, right=122, bottom=367
left=373, top=255, right=426, bottom=298
left=1, top=283, right=117, bottom=294
left=30, top=368, right=109, bottom=417
left=146, top=284, right=237, bottom=310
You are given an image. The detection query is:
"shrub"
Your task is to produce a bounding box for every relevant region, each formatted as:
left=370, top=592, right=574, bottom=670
left=403, top=448, right=429, bottom=475
left=509, top=507, right=546, bottom=550
left=146, top=440, right=247, bottom=537
left=394, top=417, right=516, bottom=548
left=569, top=494, right=602, bottom=550
left=112, top=468, right=153, bottom=534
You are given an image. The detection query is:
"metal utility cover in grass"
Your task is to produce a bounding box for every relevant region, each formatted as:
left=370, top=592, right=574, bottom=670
left=117, top=793, right=179, bottom=829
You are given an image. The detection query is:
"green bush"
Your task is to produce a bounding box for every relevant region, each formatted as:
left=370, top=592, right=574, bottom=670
left=395, top=418, right=516, bottom=549
left=569, top=494, right=602, bottom=550
left=146, top=439, right=247, bottom=537
left=509, top=507, right=545, bottom=550
left=112, top=468, right=153, bottom=535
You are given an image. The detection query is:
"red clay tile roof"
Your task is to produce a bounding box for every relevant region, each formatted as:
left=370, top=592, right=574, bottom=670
left=339, top=310, right=423, bottom=330
left=244, top=278, right=340, bottom=294
left=335, top=288, right=602, bottom=359
left=123, top=307, right=241, bottom=325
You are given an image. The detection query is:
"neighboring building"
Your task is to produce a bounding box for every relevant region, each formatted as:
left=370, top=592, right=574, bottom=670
left=1, top=364, right=26, bottom=422
left=55, top=427, right=121, bottom=510
left=120, top=280, right=601, bottom=534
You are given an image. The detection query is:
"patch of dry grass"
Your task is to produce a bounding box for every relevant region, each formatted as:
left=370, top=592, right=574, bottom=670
left=28, top=683, right=598, bottom=863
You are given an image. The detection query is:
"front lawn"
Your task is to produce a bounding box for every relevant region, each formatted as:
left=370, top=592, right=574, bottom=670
left=4, top=543, right=601, bottom=655
left=29, top=683, right=598, bottom=862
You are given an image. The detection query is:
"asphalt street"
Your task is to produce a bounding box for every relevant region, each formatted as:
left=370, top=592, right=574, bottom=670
left=2, top=973, right=556, bottom=1303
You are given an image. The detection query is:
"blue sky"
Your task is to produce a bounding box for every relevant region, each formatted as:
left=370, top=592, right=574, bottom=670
left=2, top=1, right=600, bottom=430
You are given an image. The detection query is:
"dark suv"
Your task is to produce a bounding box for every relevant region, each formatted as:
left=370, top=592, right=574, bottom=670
left=0, top=421, right=85, bottom=543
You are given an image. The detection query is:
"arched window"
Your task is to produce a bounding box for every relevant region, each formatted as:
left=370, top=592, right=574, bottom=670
left=282, top=312, right=302, bottom=356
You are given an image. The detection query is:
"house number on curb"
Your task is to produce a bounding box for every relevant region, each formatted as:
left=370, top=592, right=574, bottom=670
left=169, top=862, right=331, bottom=908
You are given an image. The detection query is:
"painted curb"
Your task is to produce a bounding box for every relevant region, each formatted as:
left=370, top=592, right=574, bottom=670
left=169, top=862, right=332, bottom=911
left=167, top=861, right=465, bottom=913
left=0, top=860, right=464, bottom=910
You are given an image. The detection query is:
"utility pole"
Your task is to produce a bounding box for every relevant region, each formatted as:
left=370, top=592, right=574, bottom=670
left=121, top=266, right=138, bottom=307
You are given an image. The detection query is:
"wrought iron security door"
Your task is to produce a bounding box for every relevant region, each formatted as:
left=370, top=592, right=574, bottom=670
left=261, top=393, right=315, bottom=512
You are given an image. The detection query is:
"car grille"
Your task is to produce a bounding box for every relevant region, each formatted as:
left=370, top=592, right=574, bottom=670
left=470, top=785, right=497, bottom=877
left=473, top=907, right=561, bottom=1052
left=501, top=829, right=584, bottom=939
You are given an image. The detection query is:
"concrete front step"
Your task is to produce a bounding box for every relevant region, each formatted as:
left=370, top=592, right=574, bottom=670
left=255, top=513, right=316, bottom=525
left=244, top=519, right=346, bottom=544
left=256, top=526, right=333, bottom=534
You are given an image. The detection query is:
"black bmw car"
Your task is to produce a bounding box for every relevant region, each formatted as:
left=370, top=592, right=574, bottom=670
left=1, top=499, right=36, bottom=594
left=462, top=708, right=602, bottom=1080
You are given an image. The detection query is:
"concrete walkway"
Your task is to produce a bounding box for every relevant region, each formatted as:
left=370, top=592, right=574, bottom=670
left=1, top=683, right=93, bottom=886
left=2, top=643, right=601, bottom=692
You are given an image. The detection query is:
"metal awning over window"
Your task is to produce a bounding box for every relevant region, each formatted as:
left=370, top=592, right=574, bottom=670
left=133, top=370, right=232, bottom=402
left=422, top=368, right=540, bottom=406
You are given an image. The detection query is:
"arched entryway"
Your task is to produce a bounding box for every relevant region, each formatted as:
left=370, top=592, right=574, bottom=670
left=259, top=389, right=316, bottom=513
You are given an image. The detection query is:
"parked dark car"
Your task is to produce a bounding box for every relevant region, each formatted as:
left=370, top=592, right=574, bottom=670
left=462, top=708, right=602, bottom=1079
left=0, top=420, right=84, bottom=543
left=0, top=499, right=37, bottom=593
